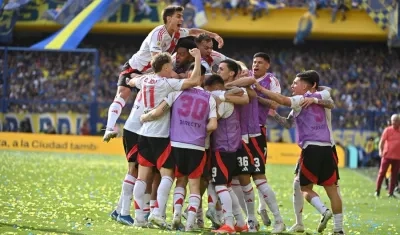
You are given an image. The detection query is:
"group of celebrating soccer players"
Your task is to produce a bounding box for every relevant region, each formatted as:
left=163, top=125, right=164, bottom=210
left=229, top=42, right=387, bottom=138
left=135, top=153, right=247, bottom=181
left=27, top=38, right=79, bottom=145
left=102, top=5, right=345, bottom=235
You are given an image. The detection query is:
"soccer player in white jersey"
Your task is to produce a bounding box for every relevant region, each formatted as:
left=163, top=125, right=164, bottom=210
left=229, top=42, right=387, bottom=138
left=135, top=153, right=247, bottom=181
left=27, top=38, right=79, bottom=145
left=103, top=5, right=224, bottom=142
left=127, top=49, right=203, bottom=227
left=140, top=63, right=217, bottom=232
left=255, top=71, right=345, bottom=235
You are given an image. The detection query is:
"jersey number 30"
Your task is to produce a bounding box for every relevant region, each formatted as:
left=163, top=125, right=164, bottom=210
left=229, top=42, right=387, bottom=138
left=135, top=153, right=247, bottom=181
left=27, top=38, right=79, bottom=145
left=178, top=95, right=208, bottom=120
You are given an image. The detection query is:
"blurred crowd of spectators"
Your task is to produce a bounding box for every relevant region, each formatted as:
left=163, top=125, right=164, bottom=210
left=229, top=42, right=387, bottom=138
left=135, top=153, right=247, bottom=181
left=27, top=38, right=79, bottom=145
left=1, top=37, right=399, bottom=133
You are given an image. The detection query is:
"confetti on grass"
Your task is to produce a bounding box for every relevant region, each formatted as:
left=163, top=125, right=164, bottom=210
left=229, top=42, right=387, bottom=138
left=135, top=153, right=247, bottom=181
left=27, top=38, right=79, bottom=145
left=0, top=151, right=399, bottom=234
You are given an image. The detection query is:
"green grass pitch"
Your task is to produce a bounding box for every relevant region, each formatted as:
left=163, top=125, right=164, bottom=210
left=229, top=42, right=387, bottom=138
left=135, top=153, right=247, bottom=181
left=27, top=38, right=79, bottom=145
left=0, top=151, right=399, bottom=235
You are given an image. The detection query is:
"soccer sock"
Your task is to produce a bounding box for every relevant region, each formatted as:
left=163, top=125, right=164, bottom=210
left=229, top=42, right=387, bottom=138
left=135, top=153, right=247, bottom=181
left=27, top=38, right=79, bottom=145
left=216, top=185, right=234, bottom=227
left=186, top=194, right=201, bottom=228
left=229, top=187, right=246, bottom=227
left=293, top=178, right=304, bottom=225
left=106, top=96, right=125, bottom=129
left=121, top=174, right=136, bottom=216
left=216, top=207, right=223, bottom=223
left=143, top=193, right=151, bottom=215
left=150, top=200, right=156, bottom=213
left=258, top=189, right=267, bottom=211
left=333, top=213, right=344, bottom=232
left=116, top=189, right=124, bottom=214
left=207, top=182, right=217, bottom=209
left=173, top=187, right=186, bottom=216
left=310, top=196, right=328, bottom=215
left=231, top=178, right=247, bottom=214
left=255, top=179, right=283, bottom=223
left=153, top=176, right=173, bottom=217
left=196, top=207, right=204, bottom=221
left=133, top=179, right=147, bottom=221
left=242, top=183, right=256, bottom=221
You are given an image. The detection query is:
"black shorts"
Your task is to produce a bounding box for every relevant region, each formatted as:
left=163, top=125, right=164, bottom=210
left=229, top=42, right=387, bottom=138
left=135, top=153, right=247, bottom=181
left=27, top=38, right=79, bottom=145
left=260, top=126, right=267, bottom=141
left=210, top=151, right=237, bottom=185
left=236, top=137, right=266, bottom=175
left=137, top=136, right=173, bottom=170
left=173, top=147, right=207, bottom=179
left=295, top=145, right=339, bottom=176
left=202, top=149, right=212, bottom=179
left=117, top=61, right=142, bottom=91
left=299, top=145, right=339, bottom=186
left=123, top=129, right=140, bottom=163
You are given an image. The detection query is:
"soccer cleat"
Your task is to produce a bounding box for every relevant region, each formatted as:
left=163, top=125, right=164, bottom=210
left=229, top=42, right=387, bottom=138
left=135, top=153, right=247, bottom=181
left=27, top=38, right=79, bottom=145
left=375, top=190, right=380, bottom=197
left=117, top=215, right=134, bottom=226
left=196, top=218, right=205, bottom=228
left=206, top=208, right=222, bottom=227
left=172, top=212, right=182, bottom=229
left=271, top=222, right=286, bottom=234
left=331, top=231, right=346, bottom=235
left=247, top=220, right=259, bottom=232
left=318, top=209, right=333, bottom=233
left=148, top=213, right=168, bottom=229
left=388, top=194, right=397, bottom=198
left=211, top=224, right=236, bottom=234
left=235, top=223, right=249, bottom=232
left=103, top=128, right=118, bottom=142
left=110, top=210, right=119, bottom=221
left=133, top=219, right=148, bottom=228
left=258, top=209, right=272, bottom=226
left=289, top=223, right=305, bottom=233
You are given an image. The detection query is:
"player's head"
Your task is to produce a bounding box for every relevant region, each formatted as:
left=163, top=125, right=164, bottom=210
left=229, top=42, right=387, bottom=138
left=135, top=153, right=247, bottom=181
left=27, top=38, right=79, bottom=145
left=291, top=70, right=320, bottom=95
left=152, top=52, right=173, bottom=76
left=175, top=39, right=197, bottom=68
left=218, top=59, right=239, bottom=82
left=187, top=63, right=207, bottom=84
left=391, top=114, right=400, bottom=129
left=162, top=5, right=184, bottom=32
left=204, top=74, right=225, bottom=91
left=195, top=34, right=213, bottom=57
left=252, top=52, right=270, bottom=78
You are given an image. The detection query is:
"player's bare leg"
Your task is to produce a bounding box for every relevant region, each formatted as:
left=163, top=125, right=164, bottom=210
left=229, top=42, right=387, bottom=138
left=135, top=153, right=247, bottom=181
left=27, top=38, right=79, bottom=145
left=104, top=86, right=131, bottom=142
left=323, top=184, right=344, bottom=234
left=253, top=174, right=285, bottom=233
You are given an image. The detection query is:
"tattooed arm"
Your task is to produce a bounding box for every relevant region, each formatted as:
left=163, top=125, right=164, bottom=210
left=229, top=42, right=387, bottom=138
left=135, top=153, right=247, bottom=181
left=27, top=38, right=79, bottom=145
left=140, top=101, right=171, bottom=123
left=270, top=110, right=294, bottom=129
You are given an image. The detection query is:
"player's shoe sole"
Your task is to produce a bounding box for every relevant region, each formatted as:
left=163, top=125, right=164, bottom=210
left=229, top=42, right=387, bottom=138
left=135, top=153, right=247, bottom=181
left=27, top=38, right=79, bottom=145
left=318, top=209, right=333, bottom=233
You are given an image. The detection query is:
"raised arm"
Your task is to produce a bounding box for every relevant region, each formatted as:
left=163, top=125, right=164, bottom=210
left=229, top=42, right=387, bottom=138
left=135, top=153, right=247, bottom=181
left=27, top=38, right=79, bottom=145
left=181, top=48, right=202, bottom=90
left=188, top=28, right=224, bottom=48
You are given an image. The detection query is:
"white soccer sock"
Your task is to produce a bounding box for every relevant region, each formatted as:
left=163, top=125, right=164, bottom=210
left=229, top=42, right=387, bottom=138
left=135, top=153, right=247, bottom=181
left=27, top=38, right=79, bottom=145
left=173, top=187, right=186, bottom=216
left=143, top=193, right=151, bottom=215
left=150, top=200, right=156, bottom=213
left=120, top=174, right=136, bottom=216
left=293, top=178, right=304, bottom=225
left=153, top=176, right=173, bottom=217
left=242, top=183, right=256, bottom=221
left=333, top=213, right=344, bottom=232
left=310, top=196, right=328, bottom=215
left=106, top=96, right=125, bottom=129
left=229, top=187, right=246, bottom=227
left=186, top=194, right=201, bottom=228
left=255, top=179, right=283, bottom=223
left=133, top=179, right=147, bottom=221
left=116, top=189, right=124, bottom=214
left=207, top=182, right=217, bottom=209
left=231, top=179, right=247, bottom=214
left=216, top=185, right=234, bottom=227
left=216, top=209, right=224, bottom=223
left=258, top=189, right=267, bottom=211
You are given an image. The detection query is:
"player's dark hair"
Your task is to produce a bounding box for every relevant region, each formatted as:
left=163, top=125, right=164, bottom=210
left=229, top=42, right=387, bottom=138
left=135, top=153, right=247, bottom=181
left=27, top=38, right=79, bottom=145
left=220, top=59, right=239, bottom=78
left=195, top=33, right=212, bottom=44
left=296, top=70, right=320, bottom=89
left=152, top=52, right=172, bottom=73
left=204, top=74, right=224, bottom=87
left=176, top=38, right=197, bottom=51
left=253, top=52, right=270, bottom=63
left=162, top=5, right=184, bottom=24
left=188, top=63, right=206, bottom=76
